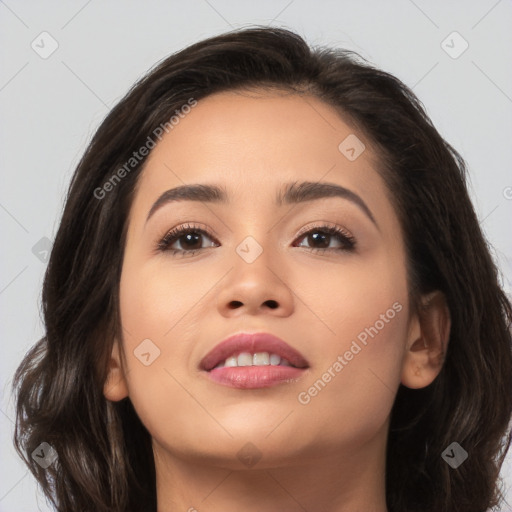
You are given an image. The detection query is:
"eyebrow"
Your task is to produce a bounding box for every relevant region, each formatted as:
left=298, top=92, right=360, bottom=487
left=145, top=181, right=378, bottom=228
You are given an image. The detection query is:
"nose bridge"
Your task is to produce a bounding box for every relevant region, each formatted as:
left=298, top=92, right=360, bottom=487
left=232, top=229, right=281, bottom=289
left=227, top=194, right=280, bottom=264
left=235, top=233, right=267, bottom=265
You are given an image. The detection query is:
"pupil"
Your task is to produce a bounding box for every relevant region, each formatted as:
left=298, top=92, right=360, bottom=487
left=184, top=232, right=201, bottom=249
left=310, top=232, right=329, bottom=248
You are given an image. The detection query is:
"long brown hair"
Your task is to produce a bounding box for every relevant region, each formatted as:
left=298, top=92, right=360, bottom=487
left=12, top=26, right=512, bottom=512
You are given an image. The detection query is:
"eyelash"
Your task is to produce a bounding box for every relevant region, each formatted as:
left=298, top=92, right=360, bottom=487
left=157, top=222, right=356, bottom=257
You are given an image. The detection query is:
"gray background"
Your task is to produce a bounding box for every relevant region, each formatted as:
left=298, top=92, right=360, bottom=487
left=1, top=1, right=511, bottom=510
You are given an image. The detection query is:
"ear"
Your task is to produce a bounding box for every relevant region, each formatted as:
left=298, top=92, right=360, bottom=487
left=103, top=338, right=129, bottom=401
left=401, top=290, right=451, bottom=389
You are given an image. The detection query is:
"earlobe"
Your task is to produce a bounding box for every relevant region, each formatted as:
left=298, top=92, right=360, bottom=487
left=401, top=290, right=451, bottom=389
left=103, top=339, right=129, bottom=401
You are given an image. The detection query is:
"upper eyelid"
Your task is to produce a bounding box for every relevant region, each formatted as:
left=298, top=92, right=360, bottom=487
left=295, top=221, right=353, bottom=238
left=161, top=222, right=351, bottom=239
left=162, top=222, right=218, bottom=239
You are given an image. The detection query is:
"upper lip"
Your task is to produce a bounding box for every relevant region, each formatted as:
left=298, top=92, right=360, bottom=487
left=200, top=332, right=309, bottom=371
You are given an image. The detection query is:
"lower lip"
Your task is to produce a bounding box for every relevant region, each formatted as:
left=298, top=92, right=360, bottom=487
left=205, top=365, right=308, bottom=389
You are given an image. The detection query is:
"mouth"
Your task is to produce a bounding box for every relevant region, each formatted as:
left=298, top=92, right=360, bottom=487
left=200, top=332, right=310, bottom=389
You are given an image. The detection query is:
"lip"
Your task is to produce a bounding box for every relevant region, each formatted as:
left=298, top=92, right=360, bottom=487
left=200, top=333, right=310, bottom=389
left=206, top=365, right=308, bottom=389
left=199, top=332, right=309, bottom=373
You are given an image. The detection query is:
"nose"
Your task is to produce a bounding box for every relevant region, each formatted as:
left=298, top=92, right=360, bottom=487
left=215, top=250, right=294, bottom=318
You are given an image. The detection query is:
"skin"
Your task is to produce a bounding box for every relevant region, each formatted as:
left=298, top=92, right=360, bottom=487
left=104, top=89, right=450, bottom=512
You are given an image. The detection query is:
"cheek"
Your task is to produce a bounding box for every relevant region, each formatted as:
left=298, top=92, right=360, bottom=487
left=118, top=255, right=218, bottom=362
left=294, top=313, right=407, bottom=451
left=296, top=249, right=407, bottom=352
left=292, top=256, right=408, bottom=440
left=117, top=255, right=227, bottom=434
left=116, top=260, right=186, bottom=407
left=120, top=259, right=193, bottom=334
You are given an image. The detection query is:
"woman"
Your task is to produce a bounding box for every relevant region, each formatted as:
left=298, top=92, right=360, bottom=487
left=12, top=26, right=512, bottom=512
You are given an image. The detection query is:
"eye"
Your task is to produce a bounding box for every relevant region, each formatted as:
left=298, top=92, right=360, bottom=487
left=157, top=223, right=218, bottom=256
left=293, top=224, right=356, bottom=253
left=157, top=222, right=356, bottom=257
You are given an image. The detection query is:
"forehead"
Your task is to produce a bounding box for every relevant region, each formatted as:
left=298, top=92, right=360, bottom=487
left=130, top=89, right=392, bottom=223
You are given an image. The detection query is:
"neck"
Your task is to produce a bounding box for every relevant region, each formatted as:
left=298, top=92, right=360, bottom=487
left=154, top=422, right=389, bottom=512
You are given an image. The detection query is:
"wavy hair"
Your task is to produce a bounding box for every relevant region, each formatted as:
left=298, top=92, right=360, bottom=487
left=12, top=26, right=512, bottom=512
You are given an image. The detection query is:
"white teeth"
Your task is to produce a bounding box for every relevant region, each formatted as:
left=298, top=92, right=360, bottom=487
left=224, top=356, right=237, bottom=367
left=213, top=351, right=293, bottom=369
left=237, top=352, right=253, bottom=366
left=269, top=353, right=281, bottom=365
left=253, top=352, right=270, bottom=365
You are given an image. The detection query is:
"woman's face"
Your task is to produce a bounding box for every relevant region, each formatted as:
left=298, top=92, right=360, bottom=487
left=109, top=89, right=419, bottom=469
